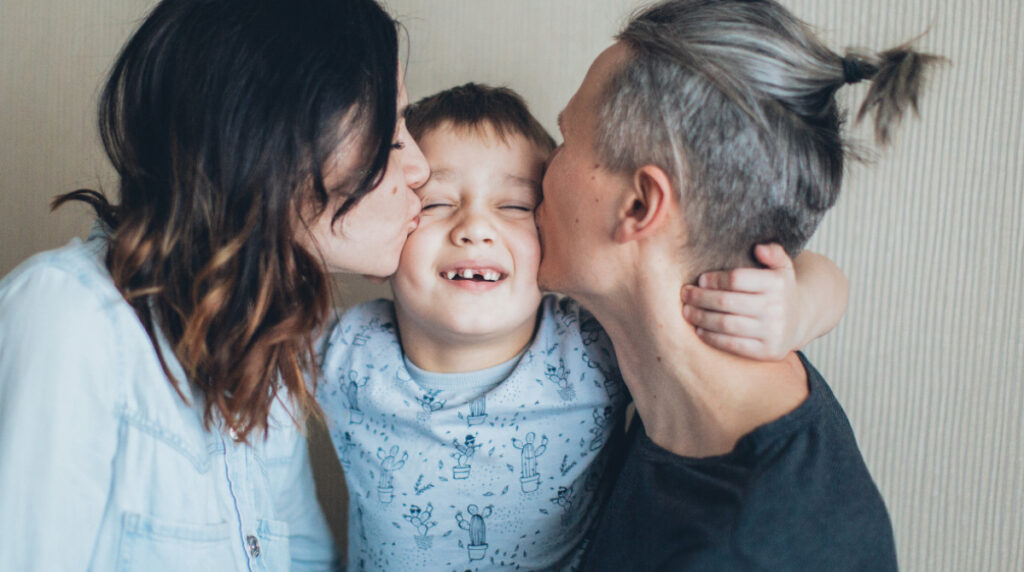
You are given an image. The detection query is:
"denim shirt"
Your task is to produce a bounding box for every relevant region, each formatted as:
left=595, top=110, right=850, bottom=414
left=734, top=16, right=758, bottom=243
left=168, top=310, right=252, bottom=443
left=0, top=231, right=338, bottom=571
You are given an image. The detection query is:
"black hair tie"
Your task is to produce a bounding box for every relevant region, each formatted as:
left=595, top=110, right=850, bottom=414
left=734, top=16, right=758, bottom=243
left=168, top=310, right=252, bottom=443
left=842, top=57, right=866, bottom=84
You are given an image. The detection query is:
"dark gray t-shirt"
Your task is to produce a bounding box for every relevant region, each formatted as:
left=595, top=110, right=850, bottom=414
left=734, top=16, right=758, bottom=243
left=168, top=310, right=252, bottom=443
left=581, top=353, right=897, bottom=571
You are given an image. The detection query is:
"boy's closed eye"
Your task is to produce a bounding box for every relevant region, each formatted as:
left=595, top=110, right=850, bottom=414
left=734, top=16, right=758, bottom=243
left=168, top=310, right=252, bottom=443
left=422, top=201, right=455, bottom=211
left=500, top=203, right=536, bottom=213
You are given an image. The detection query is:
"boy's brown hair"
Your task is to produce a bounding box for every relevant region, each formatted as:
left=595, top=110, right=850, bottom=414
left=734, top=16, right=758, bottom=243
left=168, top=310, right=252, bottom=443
left=406, top=83, right=556, bottom=153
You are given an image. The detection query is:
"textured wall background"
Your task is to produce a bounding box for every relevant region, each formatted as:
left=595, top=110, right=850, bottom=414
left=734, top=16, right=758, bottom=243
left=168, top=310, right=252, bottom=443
left=1, top=0, right=1020, bottom=569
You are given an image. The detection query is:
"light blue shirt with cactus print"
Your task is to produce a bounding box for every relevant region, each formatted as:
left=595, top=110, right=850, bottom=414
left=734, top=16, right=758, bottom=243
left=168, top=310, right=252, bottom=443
left=318, top=295, right=629, bottom=571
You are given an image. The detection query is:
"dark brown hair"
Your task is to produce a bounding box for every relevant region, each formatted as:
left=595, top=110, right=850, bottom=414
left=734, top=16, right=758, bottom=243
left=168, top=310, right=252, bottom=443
left=52, top=0, right=401, bottom=442
left=406, top=82, right=556, bottom=154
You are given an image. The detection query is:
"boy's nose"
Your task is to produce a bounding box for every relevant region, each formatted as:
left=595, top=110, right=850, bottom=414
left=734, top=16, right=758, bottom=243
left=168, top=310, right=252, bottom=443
left=450, top=211, right=495, bottom=246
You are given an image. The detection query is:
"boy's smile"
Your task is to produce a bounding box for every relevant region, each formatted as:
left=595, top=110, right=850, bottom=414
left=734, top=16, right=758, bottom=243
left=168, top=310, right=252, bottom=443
left=391, top=122, right=547, bottom=372
left=439, top=260, right=507, bottom=287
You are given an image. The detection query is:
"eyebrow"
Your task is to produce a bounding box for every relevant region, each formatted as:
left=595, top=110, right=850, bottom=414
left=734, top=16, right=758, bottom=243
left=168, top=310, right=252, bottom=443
left=428, top=169, right=539, bottom=198
left=503, top=174, right=542, bottom=202
left=428, top=168, right=456, bottom=182
left=503, top=173, right=541, bottom=191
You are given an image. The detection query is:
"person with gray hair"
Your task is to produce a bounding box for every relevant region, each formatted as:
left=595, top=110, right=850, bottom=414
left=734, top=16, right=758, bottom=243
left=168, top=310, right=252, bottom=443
left=535, top=0, right=943, bottom=569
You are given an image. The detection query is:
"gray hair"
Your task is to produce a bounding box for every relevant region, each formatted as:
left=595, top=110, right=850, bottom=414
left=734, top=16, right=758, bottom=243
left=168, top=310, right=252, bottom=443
left=596, top=0, right=945, bottom=270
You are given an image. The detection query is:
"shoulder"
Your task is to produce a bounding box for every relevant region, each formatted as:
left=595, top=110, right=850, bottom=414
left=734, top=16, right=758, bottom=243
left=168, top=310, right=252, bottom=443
left=319, top=298, right=400, bottom=383
left=600, top=417, right=894, bottom=570
left=537, top=295, right=609, bottom=345
left=726, top=358, right=896, bottom=567
left=535, top=294, right=619, bottom=369
left=0, top=237, right=124, bottom=351
left=323, top=298, right=397, bottom=346
left=0, top=237, right=127, bottom=417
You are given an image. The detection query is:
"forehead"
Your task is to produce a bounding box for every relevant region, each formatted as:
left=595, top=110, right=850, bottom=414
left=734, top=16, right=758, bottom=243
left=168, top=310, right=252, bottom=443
left=425, top=121, right=543, bottom=154
left=418, top=123, right=545, bottom=193
left=421, top=123, right=545, bottom=170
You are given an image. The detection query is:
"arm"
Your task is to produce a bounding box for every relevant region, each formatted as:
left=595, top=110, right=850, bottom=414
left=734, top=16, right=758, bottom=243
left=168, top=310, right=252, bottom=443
left=263, top=404, right=340, bottom=571
left=0, top=265, right=120, bottom=571
left=682, top=244, right=849, bottom=360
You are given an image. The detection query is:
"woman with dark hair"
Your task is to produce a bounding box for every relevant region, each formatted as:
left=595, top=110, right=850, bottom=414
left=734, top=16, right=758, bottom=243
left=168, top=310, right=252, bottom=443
left=0, top=0, right=427, bottom=569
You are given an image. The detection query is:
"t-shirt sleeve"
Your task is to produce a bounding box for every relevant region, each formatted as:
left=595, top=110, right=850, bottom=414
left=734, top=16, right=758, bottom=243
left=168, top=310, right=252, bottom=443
left=0, top=263, right=121, bottom=570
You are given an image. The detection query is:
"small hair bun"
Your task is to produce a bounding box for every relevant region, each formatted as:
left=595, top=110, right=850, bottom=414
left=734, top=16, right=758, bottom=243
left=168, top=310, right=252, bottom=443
left=842, top=56, right=868, bottom=84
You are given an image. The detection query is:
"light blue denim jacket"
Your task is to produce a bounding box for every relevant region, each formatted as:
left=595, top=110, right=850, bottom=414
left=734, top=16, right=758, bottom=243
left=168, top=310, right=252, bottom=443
left=0, top=231, right=338, bottom=571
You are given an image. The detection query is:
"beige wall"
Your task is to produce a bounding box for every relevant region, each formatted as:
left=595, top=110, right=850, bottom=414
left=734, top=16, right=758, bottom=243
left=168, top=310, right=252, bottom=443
left=3, top=0, right=1022, bottom=569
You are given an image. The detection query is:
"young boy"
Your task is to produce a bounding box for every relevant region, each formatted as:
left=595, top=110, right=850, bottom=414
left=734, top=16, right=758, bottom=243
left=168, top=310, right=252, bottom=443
left=318, top=84, right=846, bottom=570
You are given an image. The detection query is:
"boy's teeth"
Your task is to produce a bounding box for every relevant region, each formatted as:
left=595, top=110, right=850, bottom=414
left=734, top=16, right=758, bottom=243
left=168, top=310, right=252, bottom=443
left=442, top=268, right=503, bottom=281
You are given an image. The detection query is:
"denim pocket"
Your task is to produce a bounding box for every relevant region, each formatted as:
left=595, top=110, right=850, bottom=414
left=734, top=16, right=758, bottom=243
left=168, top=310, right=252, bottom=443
left=116, top=512, right=237, bottom=571
left=252, top=519, right=291, bottom=571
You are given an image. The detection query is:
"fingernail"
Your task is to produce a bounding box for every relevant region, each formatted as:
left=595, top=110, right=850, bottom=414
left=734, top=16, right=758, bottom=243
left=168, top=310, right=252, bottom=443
left=698, top=275, right=707, bottom=287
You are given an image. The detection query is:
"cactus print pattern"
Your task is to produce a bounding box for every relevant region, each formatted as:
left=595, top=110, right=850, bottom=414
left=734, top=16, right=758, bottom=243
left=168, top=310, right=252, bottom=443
left=318, top=295, right=629, bottom=570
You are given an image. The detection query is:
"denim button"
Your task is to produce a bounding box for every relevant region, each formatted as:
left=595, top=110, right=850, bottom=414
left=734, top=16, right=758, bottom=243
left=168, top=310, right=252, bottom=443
left=246, top=535, right=260, bottom=558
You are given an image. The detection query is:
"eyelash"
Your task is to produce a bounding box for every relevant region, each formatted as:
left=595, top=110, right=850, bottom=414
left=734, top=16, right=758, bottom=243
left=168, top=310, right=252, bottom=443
left=391, top=140, right=405, bottom=150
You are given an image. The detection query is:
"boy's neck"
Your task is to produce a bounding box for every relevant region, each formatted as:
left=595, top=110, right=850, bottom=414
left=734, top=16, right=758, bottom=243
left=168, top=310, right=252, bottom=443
left=394, top=303, right=540, bottom=374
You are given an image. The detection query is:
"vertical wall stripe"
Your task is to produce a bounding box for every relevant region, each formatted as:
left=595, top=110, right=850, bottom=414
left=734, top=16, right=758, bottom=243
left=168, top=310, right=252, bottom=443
left=784, top=1, right=1023, bottom=569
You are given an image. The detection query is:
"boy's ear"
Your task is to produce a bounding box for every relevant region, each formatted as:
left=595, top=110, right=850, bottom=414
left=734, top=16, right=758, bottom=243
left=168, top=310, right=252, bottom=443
left=613, top=164, right=676, bottom=244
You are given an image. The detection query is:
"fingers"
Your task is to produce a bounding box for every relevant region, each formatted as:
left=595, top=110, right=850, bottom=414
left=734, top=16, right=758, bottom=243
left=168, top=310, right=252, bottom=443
left=753, top=243, right=794, bottom=271
left=692, top=328, right=784, bottom=361
left=683, top=304, right=768, bottom=339
left=697, top=267, right=783, bottom=294
left=683, top=286, right=772, bottom=316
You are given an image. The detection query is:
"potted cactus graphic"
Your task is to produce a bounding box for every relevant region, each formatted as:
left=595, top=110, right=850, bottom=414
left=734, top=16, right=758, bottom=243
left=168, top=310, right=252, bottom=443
left=337, top=431, right=355, bottom=468
left=416, top=389, right=445, bottom=423
left=550, top=485, right=575, bottom=525
left=513, top=432, right=548, bottom=492
left=403, top=503, right=436, bottom=550
left=451, top=434, right=480, bottom=480
left=467, top=396, right=487, bottom=426
left=344, top=370, right=369, bottom=423
left=456, top=504, right=493, bottom=561
left=544, top=360, right=575, bottom=401
left=376, top=445, right=407, bottom=503
left=350, top=317, right=385, bottom=346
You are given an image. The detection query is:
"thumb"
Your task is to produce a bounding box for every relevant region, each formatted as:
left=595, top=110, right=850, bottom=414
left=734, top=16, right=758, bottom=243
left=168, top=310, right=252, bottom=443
left=754, top=243, right=793, bottom=271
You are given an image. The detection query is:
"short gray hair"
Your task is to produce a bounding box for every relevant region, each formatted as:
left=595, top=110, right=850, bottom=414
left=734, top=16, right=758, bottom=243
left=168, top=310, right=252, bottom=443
left=596, top=0, right=944, bottom=270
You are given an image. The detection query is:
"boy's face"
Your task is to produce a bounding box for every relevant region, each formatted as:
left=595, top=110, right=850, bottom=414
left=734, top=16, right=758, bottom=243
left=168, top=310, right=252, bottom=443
left=391, top=123, right=545, bottom=351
